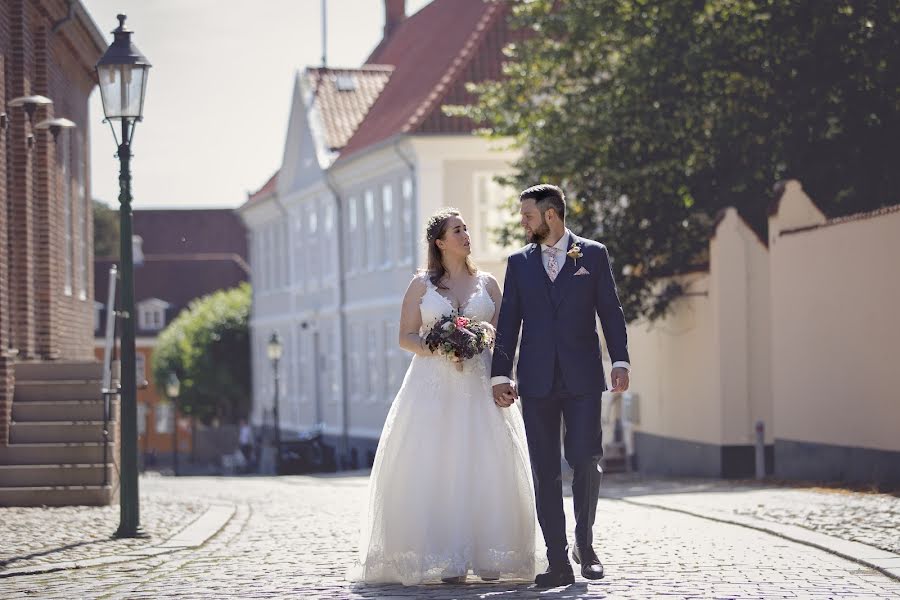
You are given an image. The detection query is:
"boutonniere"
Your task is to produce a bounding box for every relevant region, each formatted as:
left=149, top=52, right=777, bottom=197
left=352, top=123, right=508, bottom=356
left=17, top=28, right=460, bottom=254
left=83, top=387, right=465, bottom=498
left=567, top=241, right=583, bottom=265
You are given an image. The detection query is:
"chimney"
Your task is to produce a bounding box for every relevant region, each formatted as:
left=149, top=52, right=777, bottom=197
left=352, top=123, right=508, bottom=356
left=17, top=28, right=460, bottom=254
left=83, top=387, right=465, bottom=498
left=384, top=0, right=405, bottom=39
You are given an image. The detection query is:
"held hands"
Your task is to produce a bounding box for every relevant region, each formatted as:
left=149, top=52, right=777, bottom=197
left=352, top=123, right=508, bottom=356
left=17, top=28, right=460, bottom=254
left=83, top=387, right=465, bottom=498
left=610, top=367, right=630, bottom=393
left=492, top=382, right=518, bottom=408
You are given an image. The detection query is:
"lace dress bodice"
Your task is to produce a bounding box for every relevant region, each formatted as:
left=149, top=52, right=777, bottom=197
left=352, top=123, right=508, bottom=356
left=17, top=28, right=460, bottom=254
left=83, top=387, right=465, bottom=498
left=419, top=273, right=495, bottom=332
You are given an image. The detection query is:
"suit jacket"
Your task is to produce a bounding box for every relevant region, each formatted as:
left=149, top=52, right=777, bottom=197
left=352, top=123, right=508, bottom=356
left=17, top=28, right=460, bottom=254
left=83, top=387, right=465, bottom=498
left=491, top=233, right=629, bottom=397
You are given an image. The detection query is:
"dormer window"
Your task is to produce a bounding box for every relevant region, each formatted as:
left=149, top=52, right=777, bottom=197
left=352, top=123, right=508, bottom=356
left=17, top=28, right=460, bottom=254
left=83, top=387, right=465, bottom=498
left=137, top=298, right=171, bottom=331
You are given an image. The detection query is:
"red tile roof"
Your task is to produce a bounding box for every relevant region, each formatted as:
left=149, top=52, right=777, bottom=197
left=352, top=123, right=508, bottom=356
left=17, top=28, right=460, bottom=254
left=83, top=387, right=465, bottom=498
left=306, top=66, right=394, bottom=152
left=247, top=171, right=279, bottom=204
left=246, top=0, right=516, bottom=204
left=339, top=0, right=511, bottom=160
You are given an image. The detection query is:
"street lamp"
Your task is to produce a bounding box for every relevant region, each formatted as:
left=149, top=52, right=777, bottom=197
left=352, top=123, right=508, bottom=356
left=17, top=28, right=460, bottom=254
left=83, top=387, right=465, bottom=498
left=165, top=373, right=180, bottom=477
left=267, top=332, right=284, bottom=473
left=96, top=13, right=151, bottom=539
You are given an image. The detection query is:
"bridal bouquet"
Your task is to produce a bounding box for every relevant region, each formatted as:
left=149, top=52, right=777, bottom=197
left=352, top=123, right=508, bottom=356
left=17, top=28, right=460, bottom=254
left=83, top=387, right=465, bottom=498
left=424, top=314, right=494, bottom=364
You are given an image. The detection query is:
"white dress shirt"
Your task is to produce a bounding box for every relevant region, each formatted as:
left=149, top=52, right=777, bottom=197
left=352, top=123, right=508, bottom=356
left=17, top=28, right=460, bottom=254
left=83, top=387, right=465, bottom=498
left=490, top=229, right=631, bottom=387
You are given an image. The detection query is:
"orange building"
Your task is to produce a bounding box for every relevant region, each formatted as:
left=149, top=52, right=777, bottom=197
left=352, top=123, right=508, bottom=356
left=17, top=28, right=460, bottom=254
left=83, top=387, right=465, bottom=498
left=94, top=209, right=248, bottom=469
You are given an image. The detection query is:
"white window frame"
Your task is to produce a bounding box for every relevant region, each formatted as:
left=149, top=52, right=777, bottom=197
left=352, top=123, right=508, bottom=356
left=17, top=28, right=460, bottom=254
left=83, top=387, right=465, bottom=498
left=62, top=132, right=73, bottom=296
left=155, top=401, right=173, bottom=434
left=137, top=298, right=170, bottom=331
left=473, top=172, right=515, bottom=256
left=347, top=196, right=359, bottom=275
left=382, top=184, right=394, bottom=268
left=401, top=177, right=413, bottom=265
left=364, top=189, right=377, bottom=271
left=76, top=130, right=88, bottom=300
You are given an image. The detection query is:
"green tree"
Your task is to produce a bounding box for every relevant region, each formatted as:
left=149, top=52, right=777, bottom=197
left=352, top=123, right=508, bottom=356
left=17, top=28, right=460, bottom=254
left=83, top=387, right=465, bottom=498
left=455, top=0, right=899, bottom=321
left=152, top=283, right=252, bottom=423
left=93, top=199, right=120, bottom=258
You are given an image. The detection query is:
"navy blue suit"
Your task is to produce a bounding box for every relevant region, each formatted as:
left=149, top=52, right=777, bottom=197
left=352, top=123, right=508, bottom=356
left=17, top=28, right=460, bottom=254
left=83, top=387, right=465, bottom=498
left=491, top=233, right=629, bottom=564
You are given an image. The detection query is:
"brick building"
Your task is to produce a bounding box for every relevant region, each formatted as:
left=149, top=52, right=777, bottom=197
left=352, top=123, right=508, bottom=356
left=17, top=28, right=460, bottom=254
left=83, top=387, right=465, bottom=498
left=1, top=1, right=110, bottom=504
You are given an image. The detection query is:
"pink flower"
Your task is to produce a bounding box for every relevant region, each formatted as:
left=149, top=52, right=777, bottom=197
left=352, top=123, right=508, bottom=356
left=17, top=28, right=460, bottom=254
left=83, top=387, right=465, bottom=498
left=455, top=316, right=470, bottom=328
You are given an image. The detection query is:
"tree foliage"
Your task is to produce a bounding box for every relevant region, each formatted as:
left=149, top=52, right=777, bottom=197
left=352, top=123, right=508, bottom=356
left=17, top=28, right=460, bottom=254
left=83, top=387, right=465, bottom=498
left=93, top=200, right=120, bottom=258
left=455, top=0, right=899, bottom=321
left=152, top=283, right=252, bottom=423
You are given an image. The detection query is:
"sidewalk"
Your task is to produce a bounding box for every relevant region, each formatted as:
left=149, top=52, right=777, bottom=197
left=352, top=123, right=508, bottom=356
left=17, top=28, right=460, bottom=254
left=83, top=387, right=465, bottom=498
left=597, top=473, right=900, bottom=580
left=0, top=473, right=221, bottom=577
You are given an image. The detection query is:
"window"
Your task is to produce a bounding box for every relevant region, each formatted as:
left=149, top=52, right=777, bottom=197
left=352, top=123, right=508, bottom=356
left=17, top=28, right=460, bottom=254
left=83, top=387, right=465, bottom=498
left=76, top=131, right=88, bottom=299
left=401, top=177, right=413, bottom=263
left=137, top=299, right=170, bottom=331
left=383, top=320, right=395, bottom=402
left=292, top=210, right=304, bottom=285
left=473, top=173, right=514, bottom=255
left=308, top=204, right=319, bottom=285
left=135, top=353, right=146, bottom=386
left=382, top=184, right=393, bottom=266
left=61, top=133, right=72, bottom=295
left=94, top=301, right=104, bottom=332
left=323, top=197, right=335, bottom=277
left=137, top=402, right=147, bottom=435
left=155, top=401, right=173, bottom=434
left=365, top=190, right=377, bottom=270
left=367, top=322, right=379, bottom=403
left=347, top=197, right=359, bottom=272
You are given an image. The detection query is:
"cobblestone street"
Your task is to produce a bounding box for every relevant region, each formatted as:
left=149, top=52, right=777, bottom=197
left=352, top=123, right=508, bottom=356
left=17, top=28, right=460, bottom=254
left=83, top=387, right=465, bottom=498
left=3, top=474, right=899, bottom=599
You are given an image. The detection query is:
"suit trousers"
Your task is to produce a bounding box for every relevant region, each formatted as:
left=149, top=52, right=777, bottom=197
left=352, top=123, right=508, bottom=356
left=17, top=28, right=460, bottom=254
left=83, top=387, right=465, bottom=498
left=521, top=359, right=604, bottom=566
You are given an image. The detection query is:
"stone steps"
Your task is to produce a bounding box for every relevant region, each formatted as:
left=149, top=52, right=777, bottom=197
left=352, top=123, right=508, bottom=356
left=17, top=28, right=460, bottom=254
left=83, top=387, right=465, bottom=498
left=12, top=399, right=115, bottom=422
left=0, top=463, right=114, bottom=487
left=0, top=485, right=115, bottom=507
left=2, top=360, right=118, bottom=506
left=8, top=420, right=116, bottom=444
left=0, top=442, right=110, bottom=465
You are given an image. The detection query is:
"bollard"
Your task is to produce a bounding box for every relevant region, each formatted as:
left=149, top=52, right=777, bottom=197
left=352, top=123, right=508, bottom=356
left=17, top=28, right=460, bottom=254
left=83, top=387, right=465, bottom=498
left=754, top=420, right=766, bottom=480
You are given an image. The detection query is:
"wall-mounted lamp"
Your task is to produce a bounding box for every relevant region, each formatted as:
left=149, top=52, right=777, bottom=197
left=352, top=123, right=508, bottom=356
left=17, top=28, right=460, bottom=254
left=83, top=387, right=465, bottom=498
left=35, top=117, right=76, bottom=141
left=8, top=95, right=53, bottom=124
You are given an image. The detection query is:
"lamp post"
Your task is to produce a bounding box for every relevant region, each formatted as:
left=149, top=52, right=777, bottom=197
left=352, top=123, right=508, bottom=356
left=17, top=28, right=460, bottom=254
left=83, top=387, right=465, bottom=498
left=95, top=14, right=151, bottom=539
left=166, top=373, right=180, bottom=477
left=267, top=332, right=284, bottom=473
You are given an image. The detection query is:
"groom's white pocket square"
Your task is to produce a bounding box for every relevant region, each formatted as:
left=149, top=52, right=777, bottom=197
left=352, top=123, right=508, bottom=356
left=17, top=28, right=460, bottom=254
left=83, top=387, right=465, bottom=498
left=574, top=267, right=590, bottom=276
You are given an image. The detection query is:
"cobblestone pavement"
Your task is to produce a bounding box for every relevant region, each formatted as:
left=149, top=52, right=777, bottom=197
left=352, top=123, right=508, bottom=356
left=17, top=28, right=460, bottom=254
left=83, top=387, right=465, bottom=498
left=1, top=474, right=208, bottom=574
left=597, top=475, right=900, bottom=555
left=3, top=474, right=900, bottom=599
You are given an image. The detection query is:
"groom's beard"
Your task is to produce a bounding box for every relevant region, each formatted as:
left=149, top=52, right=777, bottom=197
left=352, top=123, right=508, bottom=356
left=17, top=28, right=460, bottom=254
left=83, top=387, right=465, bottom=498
left=526, top=218, right=552, bottom=245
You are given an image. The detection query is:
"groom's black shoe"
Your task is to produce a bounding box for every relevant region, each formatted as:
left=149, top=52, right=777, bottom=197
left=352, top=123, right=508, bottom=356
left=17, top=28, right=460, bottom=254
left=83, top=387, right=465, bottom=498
left=534, top=562, right=575, bottom=588
left=572, top=545, right=604, bottom=580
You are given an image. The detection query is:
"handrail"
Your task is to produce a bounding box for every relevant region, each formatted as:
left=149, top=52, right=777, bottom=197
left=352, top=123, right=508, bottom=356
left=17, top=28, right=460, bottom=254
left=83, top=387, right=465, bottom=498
left=101, top=265, right=118, bottom=393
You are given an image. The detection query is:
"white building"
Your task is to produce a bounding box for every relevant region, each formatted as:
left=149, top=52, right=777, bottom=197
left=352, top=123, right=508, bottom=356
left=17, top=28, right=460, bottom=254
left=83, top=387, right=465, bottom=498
left=237, top=0, right=519, bottom=466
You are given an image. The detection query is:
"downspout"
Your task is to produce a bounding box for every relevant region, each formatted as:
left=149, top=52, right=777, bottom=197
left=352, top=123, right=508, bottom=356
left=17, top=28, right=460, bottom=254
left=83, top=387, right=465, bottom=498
left=323, top=170, right=350, bottom=467
left=393, top=138, right=418, bottom=271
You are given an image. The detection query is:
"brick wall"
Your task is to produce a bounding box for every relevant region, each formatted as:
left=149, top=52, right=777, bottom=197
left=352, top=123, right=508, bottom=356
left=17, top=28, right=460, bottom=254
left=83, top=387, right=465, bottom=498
left=0, top=5, right=11, bottom=443
left=1, top=0, right=105, bottom=444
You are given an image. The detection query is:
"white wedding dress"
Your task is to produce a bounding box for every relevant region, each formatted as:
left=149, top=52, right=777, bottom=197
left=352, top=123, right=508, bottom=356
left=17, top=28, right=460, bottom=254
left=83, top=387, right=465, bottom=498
left=348, top=273, right=541, bottom=585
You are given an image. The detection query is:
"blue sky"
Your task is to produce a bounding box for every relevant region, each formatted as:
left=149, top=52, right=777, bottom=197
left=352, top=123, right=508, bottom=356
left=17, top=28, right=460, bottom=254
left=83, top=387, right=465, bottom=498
left=82, top=0, right=431, bottom=208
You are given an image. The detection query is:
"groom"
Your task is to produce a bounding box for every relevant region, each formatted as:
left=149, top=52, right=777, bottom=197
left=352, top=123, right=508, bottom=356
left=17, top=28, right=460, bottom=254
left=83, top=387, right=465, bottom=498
left=491, top=184, right=630, bottom=587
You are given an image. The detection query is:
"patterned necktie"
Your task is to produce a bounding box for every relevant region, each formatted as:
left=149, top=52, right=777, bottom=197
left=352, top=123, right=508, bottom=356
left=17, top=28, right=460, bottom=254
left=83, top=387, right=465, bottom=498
left=545, top=246, right=560, bottom=282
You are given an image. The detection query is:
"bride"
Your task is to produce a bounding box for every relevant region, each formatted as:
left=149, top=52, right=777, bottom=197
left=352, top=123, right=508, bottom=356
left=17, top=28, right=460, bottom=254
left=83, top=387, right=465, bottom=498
left=348, top=208, right=540, bottom=585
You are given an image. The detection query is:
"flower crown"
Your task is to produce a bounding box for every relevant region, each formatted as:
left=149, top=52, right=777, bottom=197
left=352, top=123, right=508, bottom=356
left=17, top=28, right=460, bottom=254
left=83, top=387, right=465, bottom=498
left=425, top=208, right=461, bottom=242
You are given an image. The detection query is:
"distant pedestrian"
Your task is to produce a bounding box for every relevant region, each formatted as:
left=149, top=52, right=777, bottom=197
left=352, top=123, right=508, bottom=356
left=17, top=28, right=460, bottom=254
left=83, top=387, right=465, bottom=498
left=238, top=419, right=253, bottom=468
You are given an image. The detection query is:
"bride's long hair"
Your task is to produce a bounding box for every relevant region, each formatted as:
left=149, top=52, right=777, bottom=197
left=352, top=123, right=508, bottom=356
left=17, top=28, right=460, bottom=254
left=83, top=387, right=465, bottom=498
left=424, top=207, right=477, bottom=290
